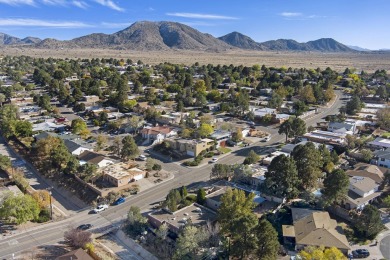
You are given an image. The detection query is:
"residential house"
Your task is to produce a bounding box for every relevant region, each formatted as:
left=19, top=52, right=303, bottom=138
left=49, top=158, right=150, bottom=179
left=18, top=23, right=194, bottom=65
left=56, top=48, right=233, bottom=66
left=78, top=151, right=115, bottom=168
left=134, top=102, right=151, bottom=113
left=140, top=126, right=178, bottom=144
left=204, top=182, right=266, bottom=211
left=249, top=165, right=268, bottom=187
left=205, top=103, right=221, bottom=112
left=373, top=148, right=390, bottom=168
left=368, top=137, right=390, bottom=150
left=55, top=248, right=93, bottom=260
left=303, top=130, right=346, bottom=145
left=328, top=121, right=357, bottom=134
left=259, top=88, right=273, bottom=96
left=157, top=112, right=188, bottom=125
left=165, top=138, right=215, bottom=157
left=346, top=163, right=385, bottom=184
left=205, top=186, right=228, bottom=211
left=100, top=163, right=145, bottom=187
left=343, top=176, right=381, bottom=210
left=64, top=139, right=92, bottom=156
left=32, top=120, right=67, bottom=132
left=251, top=107, right=276, bottom=119
left=273, top=113, right=290, bottom=124
left=262, top=151, right=290, bottom=165
left=80, top=95, right=100, bottom=106
left=147, top=203, right=217, bottom=234
left=210, top=130, right=231, bottom=148
left=64, top=75, right=79, bottom=82
left=10, top=97, right=34, bottom=106
left=281, top=141, right=333, bottom=154
left=282, top=208, right=350, bottom=254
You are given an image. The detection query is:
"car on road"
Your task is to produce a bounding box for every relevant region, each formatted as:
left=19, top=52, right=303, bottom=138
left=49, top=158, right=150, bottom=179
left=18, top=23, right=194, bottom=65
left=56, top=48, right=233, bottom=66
left=210, top=157, right=218, bottom=163
left=113, top=197, right=125, bottom=205
left=351, top=249, right=370, bottom=258
left=262, top=136, right=271, bottom=142
left=77, top=224, right=93, bottom=230
left=93, top=204, right=108, bottom=213
left=138, top=154, right=147, bottom=161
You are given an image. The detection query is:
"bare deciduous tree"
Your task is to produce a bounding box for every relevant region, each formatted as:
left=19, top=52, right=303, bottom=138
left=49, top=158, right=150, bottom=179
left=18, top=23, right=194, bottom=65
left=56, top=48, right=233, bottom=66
left=64, top=228, right=92, bottom=248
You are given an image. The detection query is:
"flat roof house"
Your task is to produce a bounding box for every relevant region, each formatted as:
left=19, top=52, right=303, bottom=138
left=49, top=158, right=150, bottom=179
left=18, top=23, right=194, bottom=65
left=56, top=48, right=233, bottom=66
left=303, top=130, right=346, bottom=144
left=100, top=163, right=145, bottom=187
left=165, top=138, right=214, bottom=157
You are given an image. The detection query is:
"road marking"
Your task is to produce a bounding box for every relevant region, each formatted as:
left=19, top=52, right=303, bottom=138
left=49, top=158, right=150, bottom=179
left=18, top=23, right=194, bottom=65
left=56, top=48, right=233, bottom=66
left=8, top=239, right=18, bottom=245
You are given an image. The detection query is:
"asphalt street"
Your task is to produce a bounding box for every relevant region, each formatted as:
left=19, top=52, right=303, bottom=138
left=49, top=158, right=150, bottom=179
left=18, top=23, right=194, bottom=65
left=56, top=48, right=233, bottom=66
left=0, top=91, right=346, bottom=259
left=0, top=136, right=86, bottom=215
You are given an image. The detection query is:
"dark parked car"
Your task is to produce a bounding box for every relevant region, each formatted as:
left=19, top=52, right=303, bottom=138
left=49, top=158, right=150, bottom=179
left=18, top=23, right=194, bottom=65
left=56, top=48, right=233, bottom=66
left=113, top=197, right=125, bottom=205
left=352, top=249, right=370, bottom=258
left=77, top=224, right=93, bottom=230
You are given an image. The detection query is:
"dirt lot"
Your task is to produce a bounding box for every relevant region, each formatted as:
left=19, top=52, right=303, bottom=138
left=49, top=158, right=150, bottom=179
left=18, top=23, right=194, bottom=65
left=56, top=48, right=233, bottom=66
left=2, top=47, right=390, bottom=72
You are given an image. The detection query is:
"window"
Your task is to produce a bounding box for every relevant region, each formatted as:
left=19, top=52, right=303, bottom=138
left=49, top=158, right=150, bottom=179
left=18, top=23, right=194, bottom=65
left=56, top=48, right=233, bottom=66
left=381, top=158, right=385, bottom=161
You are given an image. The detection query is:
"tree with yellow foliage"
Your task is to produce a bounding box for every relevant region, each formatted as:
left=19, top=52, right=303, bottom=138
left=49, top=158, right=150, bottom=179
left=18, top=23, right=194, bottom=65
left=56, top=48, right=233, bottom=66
left=299, top=246, right=346, bottom=260
left=32, top=190, right=51, bottom=209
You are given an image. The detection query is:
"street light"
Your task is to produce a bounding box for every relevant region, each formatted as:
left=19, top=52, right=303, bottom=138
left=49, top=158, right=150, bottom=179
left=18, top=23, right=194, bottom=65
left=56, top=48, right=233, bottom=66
left=47, top=189, right=53, bottom=220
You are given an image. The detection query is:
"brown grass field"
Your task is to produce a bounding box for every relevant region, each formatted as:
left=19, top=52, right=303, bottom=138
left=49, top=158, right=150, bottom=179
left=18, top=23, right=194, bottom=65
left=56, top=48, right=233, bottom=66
left=2, top=47, right=390, bottom=72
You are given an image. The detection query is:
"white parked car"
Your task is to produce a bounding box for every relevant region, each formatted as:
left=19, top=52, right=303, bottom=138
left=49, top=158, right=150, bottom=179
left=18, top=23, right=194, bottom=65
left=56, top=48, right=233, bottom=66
left=93, top=204, right=108, bottom=213
left=138, top=154, right=147, bottom=161
left=262, top=135, right=271, bottom=142
left=210, top=157, right=218, bottom=163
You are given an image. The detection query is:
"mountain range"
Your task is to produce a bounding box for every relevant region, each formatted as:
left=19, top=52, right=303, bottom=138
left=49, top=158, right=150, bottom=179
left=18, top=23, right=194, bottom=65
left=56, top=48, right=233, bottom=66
left=0, top=21, right=362, bottom=52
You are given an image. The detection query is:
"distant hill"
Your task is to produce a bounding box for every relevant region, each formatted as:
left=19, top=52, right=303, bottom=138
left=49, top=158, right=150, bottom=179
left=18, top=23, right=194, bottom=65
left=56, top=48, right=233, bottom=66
left=259, top=38, right=354, bottom=52
left=347, top=45, right=371, bottom=52
left=306, top=38, right=352, bottom=52
left=259, top=39, right=309, bottom=51
left=218, top=32, right=264, bottom=50
left=218, top=32, right=354, bottom=52
left=0, top=33, right=41, bottom=45
left=70, top=21, right=233, bottom=51
left=0, top=21, right=358, bottom=52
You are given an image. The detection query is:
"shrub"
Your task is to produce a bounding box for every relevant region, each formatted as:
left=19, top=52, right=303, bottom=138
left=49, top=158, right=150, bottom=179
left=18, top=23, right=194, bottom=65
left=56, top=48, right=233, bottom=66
left=83, top=242, right=95, bottom=253
left=36, top=208, right=51, bottom=223
left=183, top=160, right=200, bottom=166
left=204, top=152, right=214, bottom=158
left=186, top=194, right=197, bottom=202
left=152, top=164, right=162, bottom=171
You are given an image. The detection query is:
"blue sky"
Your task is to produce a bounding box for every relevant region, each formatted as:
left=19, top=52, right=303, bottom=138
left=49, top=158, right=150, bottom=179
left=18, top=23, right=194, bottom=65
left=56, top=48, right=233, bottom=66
left=0, top=0, right=389, bottom=49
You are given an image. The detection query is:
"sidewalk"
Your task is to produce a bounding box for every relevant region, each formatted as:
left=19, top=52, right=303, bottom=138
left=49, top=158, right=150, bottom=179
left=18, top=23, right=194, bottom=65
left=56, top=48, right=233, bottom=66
left=114, top=230, right=158, bottom=260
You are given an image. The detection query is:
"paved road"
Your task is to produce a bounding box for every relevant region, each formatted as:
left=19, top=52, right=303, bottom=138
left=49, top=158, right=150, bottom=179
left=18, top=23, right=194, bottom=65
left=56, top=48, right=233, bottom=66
left=0, top=91, right=346, bottom=259
left=0, top=136, right=86, bottom=215
left=380, top=235, right=390, bottom=259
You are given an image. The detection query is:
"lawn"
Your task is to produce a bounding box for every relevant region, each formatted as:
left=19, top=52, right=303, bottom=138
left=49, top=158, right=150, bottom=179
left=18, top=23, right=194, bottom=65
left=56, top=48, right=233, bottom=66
left=219, top=147, right=232, bottom=154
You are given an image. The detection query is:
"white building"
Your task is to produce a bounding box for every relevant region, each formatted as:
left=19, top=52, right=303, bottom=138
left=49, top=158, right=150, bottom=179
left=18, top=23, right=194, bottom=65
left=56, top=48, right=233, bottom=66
left=344, top=176, right=381, bottom=210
